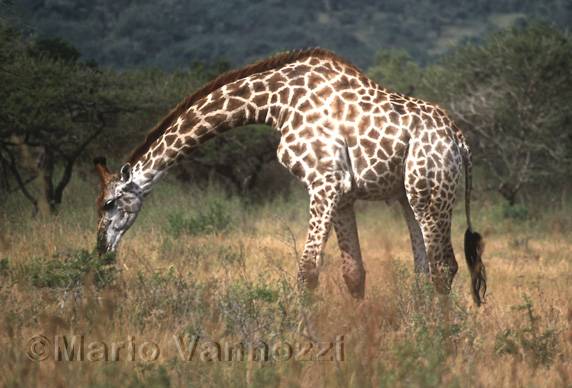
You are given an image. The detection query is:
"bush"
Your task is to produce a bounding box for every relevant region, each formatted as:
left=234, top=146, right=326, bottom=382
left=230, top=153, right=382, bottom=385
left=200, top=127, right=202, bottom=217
left=130, top=267, right=210, bottom=330
left=425, top=23, right=572, bottom=204
left=495, top=295, right=559, bottom=368
left=11, top=250, right=116, bottom=289
left=502, top=203, right=529, bottom=221
left=376, top=261, right=471, bottom=387
left=367, top=48, right=423, bottom=94
left=218, top=278, right=296, bottom=342
left=166, top=200, right=233, bottom=237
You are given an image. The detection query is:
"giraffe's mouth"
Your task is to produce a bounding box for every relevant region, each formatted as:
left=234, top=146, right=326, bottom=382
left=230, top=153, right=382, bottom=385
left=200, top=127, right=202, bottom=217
left=96, top=228, right=124, bottom=255
left=96, top=224, right=113, bottom=255
left=96, top=216, right=120, bottom=255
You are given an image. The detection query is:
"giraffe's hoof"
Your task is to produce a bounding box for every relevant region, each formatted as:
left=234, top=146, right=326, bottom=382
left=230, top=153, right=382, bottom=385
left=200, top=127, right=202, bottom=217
left=343, top=269, right=366, bottom=299
left=344, top=279, right=365, bottom=299
left=431, top=276, right=453, bottom=295
left=349, top=287, right=365, bottom=299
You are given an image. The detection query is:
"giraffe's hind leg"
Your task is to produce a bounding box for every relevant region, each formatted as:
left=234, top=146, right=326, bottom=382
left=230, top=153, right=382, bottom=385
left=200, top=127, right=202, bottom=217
left=333, top=201, right=366, bottom=298
left=404, top=137, right=462, bottom=293
left=405, top=186, right=459, bottom=293
left=399, top=194, right=429, bottom=275
left=414, top=209, right=458, bottom=294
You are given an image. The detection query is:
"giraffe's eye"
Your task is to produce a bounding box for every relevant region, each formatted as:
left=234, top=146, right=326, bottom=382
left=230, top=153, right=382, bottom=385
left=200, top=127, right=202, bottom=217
left=103, top=199, right=116, bottom=211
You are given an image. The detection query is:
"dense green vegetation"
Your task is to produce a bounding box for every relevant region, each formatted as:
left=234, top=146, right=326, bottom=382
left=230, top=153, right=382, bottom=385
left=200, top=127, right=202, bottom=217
left=0, top=19, right=238, bottom=213
left=423, top=24, right=572, bottom=204
left=1, top=3, right=571, bottom=214
left=12, top=0, right=572, bottom=68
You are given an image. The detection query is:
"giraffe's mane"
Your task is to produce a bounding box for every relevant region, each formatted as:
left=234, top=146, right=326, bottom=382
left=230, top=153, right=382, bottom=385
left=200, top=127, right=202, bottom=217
left=127, top=48, right=362, bottom=164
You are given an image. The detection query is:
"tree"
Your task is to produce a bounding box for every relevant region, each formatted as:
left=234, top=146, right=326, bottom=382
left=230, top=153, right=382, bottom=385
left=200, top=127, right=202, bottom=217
left=424, top=23, right=572, bottom=204
left=179, top=125, right=280, bottom=195
left=368, top=48, right=424, bottom=95
left=0, top=23, right=125, bottom=214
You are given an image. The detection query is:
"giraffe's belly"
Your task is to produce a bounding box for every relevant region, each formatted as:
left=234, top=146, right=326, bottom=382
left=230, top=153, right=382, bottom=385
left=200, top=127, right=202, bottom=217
left=352, top=169, right=405, bottom=201
left=348, top=137, right=408, bottom=201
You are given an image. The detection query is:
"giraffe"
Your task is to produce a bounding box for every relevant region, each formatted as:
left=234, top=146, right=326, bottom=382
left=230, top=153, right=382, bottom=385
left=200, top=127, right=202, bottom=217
left=94, top=48, right=487, bottom=305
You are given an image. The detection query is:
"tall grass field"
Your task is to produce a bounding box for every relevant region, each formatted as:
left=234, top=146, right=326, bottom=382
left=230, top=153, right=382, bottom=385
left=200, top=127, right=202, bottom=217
left=0, top=176, right=570, bottom=387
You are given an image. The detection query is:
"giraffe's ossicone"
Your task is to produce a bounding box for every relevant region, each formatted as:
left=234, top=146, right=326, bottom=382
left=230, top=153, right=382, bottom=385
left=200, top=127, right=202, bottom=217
left=94, top=48, right=487, bottom=305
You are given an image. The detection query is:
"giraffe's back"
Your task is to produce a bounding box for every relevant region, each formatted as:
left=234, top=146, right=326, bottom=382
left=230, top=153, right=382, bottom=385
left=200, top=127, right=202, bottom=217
left=272, top=54, right=461, bottom=200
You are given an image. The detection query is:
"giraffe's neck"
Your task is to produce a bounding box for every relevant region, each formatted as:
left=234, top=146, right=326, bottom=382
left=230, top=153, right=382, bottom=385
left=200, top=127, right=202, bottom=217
left=130, top=74, right=288, bottom=192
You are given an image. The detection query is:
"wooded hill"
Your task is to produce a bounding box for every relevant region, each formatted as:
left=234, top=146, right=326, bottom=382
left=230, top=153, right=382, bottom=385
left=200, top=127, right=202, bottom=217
left=14, top=0, right=572, bottom=69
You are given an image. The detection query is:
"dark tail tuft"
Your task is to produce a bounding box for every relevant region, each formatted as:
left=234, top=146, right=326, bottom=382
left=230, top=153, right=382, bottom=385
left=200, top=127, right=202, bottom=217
left=460, top=136, right=487, bottom=306
left=464, top=228, right=486, bottom=306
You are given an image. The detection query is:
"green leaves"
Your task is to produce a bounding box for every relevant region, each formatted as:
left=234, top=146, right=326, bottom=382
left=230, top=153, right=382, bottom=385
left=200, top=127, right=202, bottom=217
left=368, top=49, right=423, bottom=95
left=495, top=295, right=560, bottom=368
left=166, top=201, right=233, bottom=237
left=424, top=23, right=572, bottom=204
left=6, top=249, right=117, bottom=289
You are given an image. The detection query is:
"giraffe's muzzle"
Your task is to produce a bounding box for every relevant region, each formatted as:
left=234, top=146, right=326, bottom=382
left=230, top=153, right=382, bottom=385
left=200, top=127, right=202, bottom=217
left=96, top=218, right=113, bottom=255
left=96, top=226, right=126, bottom=255
left=96, top=207, right=140, bottom=256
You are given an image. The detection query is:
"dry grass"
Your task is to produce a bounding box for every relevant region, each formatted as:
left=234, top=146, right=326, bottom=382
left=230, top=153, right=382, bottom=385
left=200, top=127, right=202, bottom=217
left=0, top=177, right=570, bottom=387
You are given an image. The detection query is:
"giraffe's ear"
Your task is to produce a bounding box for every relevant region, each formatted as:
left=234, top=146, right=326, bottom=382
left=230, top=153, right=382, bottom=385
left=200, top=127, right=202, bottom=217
left=94, top=157, right=111, bottom=187
left=120, top=163, right=132, bottom=184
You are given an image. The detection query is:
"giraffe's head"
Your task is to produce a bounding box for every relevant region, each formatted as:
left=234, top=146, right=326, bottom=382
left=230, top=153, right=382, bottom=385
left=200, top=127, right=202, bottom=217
left=94, top=157, right=143, bottom=255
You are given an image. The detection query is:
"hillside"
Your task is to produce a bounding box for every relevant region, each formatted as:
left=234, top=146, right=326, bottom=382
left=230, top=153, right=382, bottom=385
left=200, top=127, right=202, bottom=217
left=14, top=0, right=572, bottom=68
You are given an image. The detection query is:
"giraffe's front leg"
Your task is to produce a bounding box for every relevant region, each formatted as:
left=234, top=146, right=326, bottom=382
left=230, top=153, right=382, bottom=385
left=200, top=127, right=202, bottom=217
left=333, top=201, right=366, bottom=298
left=297, top=175, right=344, bottom=291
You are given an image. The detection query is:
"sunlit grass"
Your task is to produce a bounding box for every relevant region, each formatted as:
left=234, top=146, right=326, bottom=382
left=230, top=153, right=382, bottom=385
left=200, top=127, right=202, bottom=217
left=0, top=176, right=570, bottom=387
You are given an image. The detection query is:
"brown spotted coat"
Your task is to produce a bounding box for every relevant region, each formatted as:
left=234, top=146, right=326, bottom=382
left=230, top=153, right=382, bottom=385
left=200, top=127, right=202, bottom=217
left=125, top=48, right=476, bottom=297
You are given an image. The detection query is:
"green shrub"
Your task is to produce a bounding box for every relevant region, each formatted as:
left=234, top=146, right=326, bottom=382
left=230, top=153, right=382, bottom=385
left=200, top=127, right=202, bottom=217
left=218, top=278, right=296, bottom=341
left=165, top=213, right=187, bottom=238
left=131, top=268, right=210, bottom=331
left=375, top=261, right=472, bottom=387
left=166, top=201, right=232, bottom=237
left=502, top=203, right=529, bottom=221
left=13, top=250, right=116, bottom=289
left=380, top=325, right=448, bottom=387
left=495, top=295, right=559, bottom=368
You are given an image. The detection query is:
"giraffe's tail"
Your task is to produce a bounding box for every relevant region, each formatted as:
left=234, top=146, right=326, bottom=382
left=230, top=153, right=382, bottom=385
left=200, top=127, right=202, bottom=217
left=460, top=137, right=487, bottom=306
